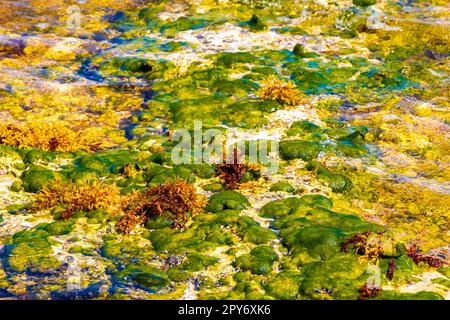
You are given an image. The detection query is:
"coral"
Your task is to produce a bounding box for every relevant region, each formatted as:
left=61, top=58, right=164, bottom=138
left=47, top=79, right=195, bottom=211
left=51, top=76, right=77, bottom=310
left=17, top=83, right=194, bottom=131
left=32, top=180, right=123, bottom=219
left=0, top=122, right=102, bottom=152
left=117, top=179, right=206, bottom=234
left=258, top=76, right=303, bottom=106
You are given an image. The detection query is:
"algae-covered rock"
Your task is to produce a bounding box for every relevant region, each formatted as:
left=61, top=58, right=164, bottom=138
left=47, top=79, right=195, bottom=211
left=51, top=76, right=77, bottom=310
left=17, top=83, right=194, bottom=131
left=283, top=226, right=343, bottom=264
left=286, top=120, right=322, bottom=137
left=0, top=146, right=25, bottom=176
left=259, top=198, right=298, bottom=219
left=76, top=155, right=111, bottom=176
left=160, top=17, right=208, bottom=37
left=316, top=167, right=353, bottom=193
left=279, top=140, right=321, bottom=161
left=374, top=290, right=443, bottom=300
left=114, top=264, right=169, bottom=292
left=353, top=0, right=377, bottom=8
left=215, top=52, right=258, bottom=69
left=264, top=273, right=301, bottom=300
left=180, top=164, right=216, bottom=179
left=40, top=220, right=75, bottom=236
left=176, top=253, right=218, bottom=272
left=69, top=169, right=99, bottom=185
left=21, top=166, right=62, bottom=193
left=293, top=43, right=305, bottom=57
left=144, top=214, right=173, bottom=229
left=202, top=183, right=224, bottom=192
left=240, top=14, right=267, bottom=31
left=260, top=195, right=333, bottom=219
left=241, top=225, right=277, bottom=245
left=9, top=179, right=23, bottom=192
left=299, top=255, right=367, bottom=299
left=206, top=190, right=250, bottom=212
left=23, top=149, right=56, bottom=165
left=6, top=227, right=61, bottom=274
left=234, top=245, right=278, bottom=275
left=270, top=181, right=296, bottom=193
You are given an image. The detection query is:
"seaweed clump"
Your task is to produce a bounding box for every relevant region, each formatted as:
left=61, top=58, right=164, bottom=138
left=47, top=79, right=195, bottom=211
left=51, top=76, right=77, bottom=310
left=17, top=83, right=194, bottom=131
left=341, top=231, right=396, bottom=264
left=216, top=148, right=249, bottom=190
left=117, top=179, right=206, bottom=234
left=33, top=180, right=123, bottom=219
left=406, top=244, right=444, bottom=268
left=258, top=76, right=302, bottom=106
left=0, top=122, right=102, bottom=152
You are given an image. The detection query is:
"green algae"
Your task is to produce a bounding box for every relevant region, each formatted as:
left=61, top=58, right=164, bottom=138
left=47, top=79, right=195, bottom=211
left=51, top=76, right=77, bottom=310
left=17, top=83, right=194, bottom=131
left=4, top=226, right=62, bottom=274
left=206, top=191, right=250, bottom=213
left=264, top=272, right=302, bottom=300
left=299, top=255, right=367, bottom=299
left=270, top=181, right=296, bottom=193
left=114, top=264, right=169, bottom=292
left=279, top=140, right=321, bottom=161
left=234, top=245, right=278, bottom=275
left=22, top=166, right=63, bottom=193
left=373, top=291, right=444, bottom=300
